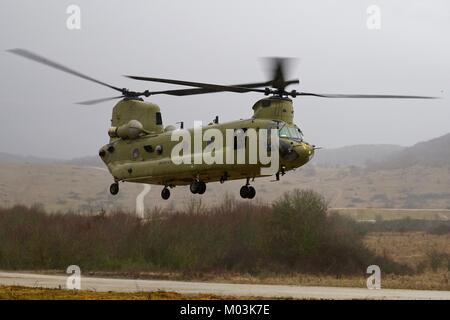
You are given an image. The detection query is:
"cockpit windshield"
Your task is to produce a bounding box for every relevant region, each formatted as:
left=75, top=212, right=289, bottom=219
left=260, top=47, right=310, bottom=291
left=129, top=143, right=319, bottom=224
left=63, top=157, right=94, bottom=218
left=279, top=125, right=303, bottom=141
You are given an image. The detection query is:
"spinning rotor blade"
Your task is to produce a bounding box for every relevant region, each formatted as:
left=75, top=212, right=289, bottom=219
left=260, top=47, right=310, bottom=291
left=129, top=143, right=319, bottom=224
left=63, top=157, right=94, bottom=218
left=8, top=49, right=124, bottom=93
left=126, top=75, right=301, bottom=96
left=147, top=87, right=226, bottom=96
left=125, top=75, right=269, bottom=94
left=9, top=49, right=438, bottom=102
left=297, top=92, right=439, bottom=99
left=77, top=95, right=126, bottom=105
left=76, top=83, right=269, bottom=105
left=264, top=57, right=299, bottom=91
left=126, top=57, right=301, bottom=97
left=140, top=81, right=291, bottom=96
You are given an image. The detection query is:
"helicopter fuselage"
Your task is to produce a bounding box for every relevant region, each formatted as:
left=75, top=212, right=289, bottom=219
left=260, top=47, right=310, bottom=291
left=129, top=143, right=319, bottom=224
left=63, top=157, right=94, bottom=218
left=99, top=97, right=314, bottom=189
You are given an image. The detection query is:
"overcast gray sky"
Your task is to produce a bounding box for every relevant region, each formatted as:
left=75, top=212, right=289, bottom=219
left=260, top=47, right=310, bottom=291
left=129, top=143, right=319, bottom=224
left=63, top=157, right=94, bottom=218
left=0, top=0, right=449, bottom=159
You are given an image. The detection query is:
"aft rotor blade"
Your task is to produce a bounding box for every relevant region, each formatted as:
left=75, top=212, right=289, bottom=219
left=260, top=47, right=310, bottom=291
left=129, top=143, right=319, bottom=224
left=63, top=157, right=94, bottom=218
left=76, top=83, right=272, bottom=103
left=77, top=95, right=126, bottom=105
left=298, top=92, right=440, bottom=99
left=8, top=48, right=124, bottom=93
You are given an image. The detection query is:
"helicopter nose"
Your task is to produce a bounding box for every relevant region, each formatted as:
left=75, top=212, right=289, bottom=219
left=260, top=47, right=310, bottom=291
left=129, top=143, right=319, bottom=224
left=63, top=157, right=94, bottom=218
left=306, top=143, right=315, bottom=158
left=279, top=141, right=314, bottom=162
left=279, top=140, right=299, bottom=161
left=292, top=143, right=314, bottom=161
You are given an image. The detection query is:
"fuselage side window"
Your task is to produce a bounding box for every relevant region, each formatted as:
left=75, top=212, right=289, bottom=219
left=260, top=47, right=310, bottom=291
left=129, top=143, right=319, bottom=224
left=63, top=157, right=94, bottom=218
left=155, top=112, right=163, bottom=125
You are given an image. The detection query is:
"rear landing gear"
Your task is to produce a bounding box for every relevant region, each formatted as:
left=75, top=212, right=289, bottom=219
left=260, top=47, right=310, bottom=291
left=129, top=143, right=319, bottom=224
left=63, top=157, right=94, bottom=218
left=161, top=187, right=170, bottom=200
left=240, top=179, right=256, bottom=200
left=190, top=181, right=206, bottom=194
left=240, top=185, right=256, bottom=199
left=110, top=182, right=119, bottom=195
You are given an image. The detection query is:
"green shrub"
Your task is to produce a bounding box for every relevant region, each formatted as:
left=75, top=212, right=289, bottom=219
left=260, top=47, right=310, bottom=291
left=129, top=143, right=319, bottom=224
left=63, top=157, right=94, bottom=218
left=0, top=190, right=406, bottom=275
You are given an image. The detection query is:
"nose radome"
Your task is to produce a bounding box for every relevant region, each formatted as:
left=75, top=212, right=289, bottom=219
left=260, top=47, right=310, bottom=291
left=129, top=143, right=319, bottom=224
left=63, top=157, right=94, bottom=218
left=293, top=143, right=314, bottom=160
left=306, top=143, right=315, bottom=156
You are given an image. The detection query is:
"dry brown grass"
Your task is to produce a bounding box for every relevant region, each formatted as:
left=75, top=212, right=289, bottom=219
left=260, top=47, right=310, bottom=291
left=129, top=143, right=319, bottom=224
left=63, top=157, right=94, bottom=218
left=80, top=231, right=450, bottom=291
left=333, top=208, right=450, bottom=221
left=0, top=285, right=234, bottom=300
left=364, top=232, right=450, bottom=268
left=195, top=271, right=450, bottom=291
left=1, top=162, right=450, bottom=212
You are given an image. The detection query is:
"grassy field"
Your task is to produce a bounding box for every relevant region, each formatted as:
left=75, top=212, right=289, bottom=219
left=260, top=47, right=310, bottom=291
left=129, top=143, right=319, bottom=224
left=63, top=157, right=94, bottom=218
left=0, top=286, right=231, bottom=300
left=69, top=231, right=449, bottom=291
left=1, top=162, right=450, bottom=212
left=364, top=232, right=450, bottom=270
left=332, top=208, right=450, bottom=221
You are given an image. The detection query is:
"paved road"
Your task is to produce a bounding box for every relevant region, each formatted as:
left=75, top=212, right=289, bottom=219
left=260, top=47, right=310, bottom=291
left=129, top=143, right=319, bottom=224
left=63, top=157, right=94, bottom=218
left=1, top=272, right=449, bottom=300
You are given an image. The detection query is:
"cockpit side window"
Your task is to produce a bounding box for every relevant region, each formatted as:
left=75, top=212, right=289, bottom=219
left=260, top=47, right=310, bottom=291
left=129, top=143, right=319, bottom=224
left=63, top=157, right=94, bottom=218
left=279, top=126, right=290, bottom=138
left=278, top=125, right=303, bottom=141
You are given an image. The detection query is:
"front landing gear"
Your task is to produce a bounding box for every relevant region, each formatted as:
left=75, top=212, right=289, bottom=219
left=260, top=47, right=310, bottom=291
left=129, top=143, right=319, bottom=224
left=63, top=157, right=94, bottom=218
left=110, top=182, right=119, bottom=195
left=161, top=187, right=171, bottom=200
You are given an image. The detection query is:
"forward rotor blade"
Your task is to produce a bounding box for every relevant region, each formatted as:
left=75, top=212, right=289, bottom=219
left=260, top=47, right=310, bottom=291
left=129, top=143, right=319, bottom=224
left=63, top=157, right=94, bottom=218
left=8, top=48, right=124, bottom=93
left=126, top=75, right=268, bottom=94
left=146, top=81, right=279, bottom=96
left=298, top=92, right=439, bottom=99
left=77, top=95, right=125, bottom=105
left=263, top=57, right=299, bottom=91
left=283, top=79, right=300, bottom=87
left=149, top=87, right=221, bottom=96
left=232, top=81, right=273, bottom=88
left=272, top=58, right=287, bottom=90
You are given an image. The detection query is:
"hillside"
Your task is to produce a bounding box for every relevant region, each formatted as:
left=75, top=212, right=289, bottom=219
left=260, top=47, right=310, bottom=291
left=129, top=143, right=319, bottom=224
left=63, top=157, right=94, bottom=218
left=370, top=133, right=450, bottom=169
left=64, top=155, right=104, bottom=167
left=0, top=152, right=55, bottom=164
left=0, top=152, right=103, bottom=167
left=312, top=144, right=404, bottom=167
left=1, top=162, right=449, bottom=212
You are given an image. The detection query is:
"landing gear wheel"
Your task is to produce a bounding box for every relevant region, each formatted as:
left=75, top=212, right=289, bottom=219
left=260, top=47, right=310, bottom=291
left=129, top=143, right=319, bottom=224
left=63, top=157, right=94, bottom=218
left=190, top=181, right=206, bottom=194
left=240, top=185, right=250, bottom=199
left=190, top=181, right=199, bottom=194
left=197, top=182, right=206, bottom=194
left=247, top=186, right=256, bottom=199
left=240, top=185, right=256, bottom=199
left=110, top=182, right=119, bottom=195
left=161, top=187, right=170, bottom=200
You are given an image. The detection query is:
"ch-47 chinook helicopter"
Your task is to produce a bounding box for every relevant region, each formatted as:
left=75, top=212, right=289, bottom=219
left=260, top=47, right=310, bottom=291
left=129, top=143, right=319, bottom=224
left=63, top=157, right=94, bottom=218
left=8, top=49, right=438, bottom=200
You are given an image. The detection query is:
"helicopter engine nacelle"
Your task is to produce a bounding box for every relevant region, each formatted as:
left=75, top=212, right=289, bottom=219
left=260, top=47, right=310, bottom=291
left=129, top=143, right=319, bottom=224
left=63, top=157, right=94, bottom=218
left=108, top=120, right=145, bottom=140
